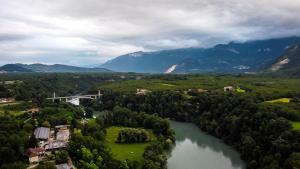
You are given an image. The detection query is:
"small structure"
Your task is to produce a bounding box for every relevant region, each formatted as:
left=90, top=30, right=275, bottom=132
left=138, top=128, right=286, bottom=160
left=26, top=147, right=45, bottom=163
left=56, top=159, right=74, bottom=169
left=136, top=89, right=150, bottom=95
left=197, top=89, right=207, bottom=93
left=34, top=127, right=50, bottom=140
left=55, top=125, right=71, bottom=129
left=56, top=163, right=73, bottom=169
left=27, top=108, right=39, bottom=114
left=44, top=140, right=68, bottom=151
left=56, top=128, right=70, bottom=141
left=224, top=86, right=235, bottom=92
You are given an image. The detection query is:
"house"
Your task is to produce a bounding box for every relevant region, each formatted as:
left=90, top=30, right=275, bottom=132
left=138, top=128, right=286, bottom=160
left=27, top=108, right=39, bottom=114
left=34, top=127, right=50, bottom=140
left=136, top=89, right=150, bottom=95
left=56, top=129, right=70, bottom=141
left=44, top=140, right=68, bottom=151
left=26, top=147, right=45, bottom=163
left=224, top=86, right=235, bottom=92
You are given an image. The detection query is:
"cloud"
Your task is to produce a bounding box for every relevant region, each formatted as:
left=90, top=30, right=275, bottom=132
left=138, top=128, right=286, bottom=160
left=0, top=0, right=300, bottom=65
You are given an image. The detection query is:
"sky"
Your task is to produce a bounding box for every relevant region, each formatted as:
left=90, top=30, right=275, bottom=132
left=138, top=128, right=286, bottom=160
left=0, top=0, right=300, bottom=66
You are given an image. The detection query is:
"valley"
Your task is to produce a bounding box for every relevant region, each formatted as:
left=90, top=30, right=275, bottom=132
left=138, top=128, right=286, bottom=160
left=0, top=73, right=300, bottom=169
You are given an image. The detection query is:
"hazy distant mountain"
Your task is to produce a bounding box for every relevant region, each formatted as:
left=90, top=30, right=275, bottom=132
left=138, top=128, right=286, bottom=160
left=0, top=63, right=111, bottom=73
left=101, top=37, right=300, bottom=73
left=0, top=64, right=33, bottom=72
left=266, top=44, right=300, bottom=76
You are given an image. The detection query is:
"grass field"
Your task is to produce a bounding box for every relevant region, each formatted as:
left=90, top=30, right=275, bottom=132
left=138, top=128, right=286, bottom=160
left=266, top=98, right=291, bottom=103
left=0, top=106, right=24, bottom=116
left=292, top=122, right=300, bottom=131
left=98, top=76, right=300, bottom=98
left=105, top=126, right=153, bottom=164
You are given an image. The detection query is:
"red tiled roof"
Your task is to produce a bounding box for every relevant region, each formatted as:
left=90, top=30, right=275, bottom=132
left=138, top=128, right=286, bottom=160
left=26, top=147, right=45, bottom=157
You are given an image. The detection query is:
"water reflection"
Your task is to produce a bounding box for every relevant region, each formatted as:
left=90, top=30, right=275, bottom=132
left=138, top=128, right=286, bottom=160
left=168, top=121, right=245, bottom=169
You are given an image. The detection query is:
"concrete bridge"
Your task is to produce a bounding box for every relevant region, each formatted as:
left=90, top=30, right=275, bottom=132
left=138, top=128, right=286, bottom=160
left=47, top=90, right=102, bottom=106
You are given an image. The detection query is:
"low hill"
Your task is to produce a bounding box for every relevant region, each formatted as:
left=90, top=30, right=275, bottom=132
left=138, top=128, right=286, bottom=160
left=0, top=63, right=111, bottom=73
left=0, top=64, right=33, bottom=72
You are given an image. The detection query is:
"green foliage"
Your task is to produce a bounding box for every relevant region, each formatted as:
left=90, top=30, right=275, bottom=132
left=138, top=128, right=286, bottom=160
left=23, top=123, right=34, bottom=133
left=34, top=161, right=56, bottom=169
left=0, top=116, right=30, bottom=167
left=55, top=150, right=69, bottom=164
left=284, top=153, right=300, bottom=169
left=116, top=128, right=151, bottom=143
left=292, top=122, right=300, bottom=131
left=41, top=121, right=51, bottom=128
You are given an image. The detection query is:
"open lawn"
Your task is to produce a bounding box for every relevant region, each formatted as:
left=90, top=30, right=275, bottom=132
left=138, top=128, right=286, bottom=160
left=105, top=126, right=153, bottom=164
left=292, top=122, right=300, bottom=131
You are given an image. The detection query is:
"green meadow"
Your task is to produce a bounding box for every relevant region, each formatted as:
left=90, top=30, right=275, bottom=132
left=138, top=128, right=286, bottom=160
left=104, top=126, right=154, bottom=165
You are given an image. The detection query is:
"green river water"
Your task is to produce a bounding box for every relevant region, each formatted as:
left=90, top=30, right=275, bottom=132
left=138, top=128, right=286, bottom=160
left=168, top=121, right=246, bottom=169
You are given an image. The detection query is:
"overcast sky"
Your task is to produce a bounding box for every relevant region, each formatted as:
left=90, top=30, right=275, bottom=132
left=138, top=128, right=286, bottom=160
left=0, top=0, right=300, bottom=66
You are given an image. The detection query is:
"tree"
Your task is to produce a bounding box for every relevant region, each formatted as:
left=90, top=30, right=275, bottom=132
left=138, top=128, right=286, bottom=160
left=27, top=133, right=38, bottom=148
left=55, top=150, right=69, bottom=164
left=23, top=123, right=34, bottom=133
left=35, top=162, right=56, bottom=169
left=284, top=153, right=300, bottom=169
left=42, top=121, right=51, bottom=128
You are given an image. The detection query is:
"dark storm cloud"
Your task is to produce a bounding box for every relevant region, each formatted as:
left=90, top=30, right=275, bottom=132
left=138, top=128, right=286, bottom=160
left=0, top=0, right=300, bottom=65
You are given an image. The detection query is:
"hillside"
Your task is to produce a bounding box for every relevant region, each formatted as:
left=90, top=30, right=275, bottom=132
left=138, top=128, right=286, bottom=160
left=101, top=37, right=300, bottom=73
left=0, top=64, right=33, bottom=73
left=266, top=44, right=300, bottom=76
left=0, top=63, right=111, bottom=73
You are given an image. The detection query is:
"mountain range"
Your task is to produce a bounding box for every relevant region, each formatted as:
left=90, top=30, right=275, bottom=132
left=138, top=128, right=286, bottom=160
left=101, top=36, right=300, bottom=74
left=1, top=37, right=300, bottom=76
left=0, top=64, right=111, bottom=73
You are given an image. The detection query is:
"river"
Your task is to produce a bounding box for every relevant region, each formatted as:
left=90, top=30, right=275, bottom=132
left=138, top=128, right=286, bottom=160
left=168, top=121, right=246, bottom=169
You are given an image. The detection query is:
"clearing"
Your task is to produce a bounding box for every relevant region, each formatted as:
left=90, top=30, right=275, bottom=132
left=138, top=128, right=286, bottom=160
left=105, top=126, right=154, bottom=164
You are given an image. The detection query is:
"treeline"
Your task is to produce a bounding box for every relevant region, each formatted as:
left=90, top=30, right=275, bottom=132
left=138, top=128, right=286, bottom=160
left=103, top=106, right=174, bottom=138
left=116, top=128, right=151, bottom=143
left=0, top=116, right=31, bottom=168
left=0, top=73, right=137, bottom=103
left=91, top=91, right=300, bottom=169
